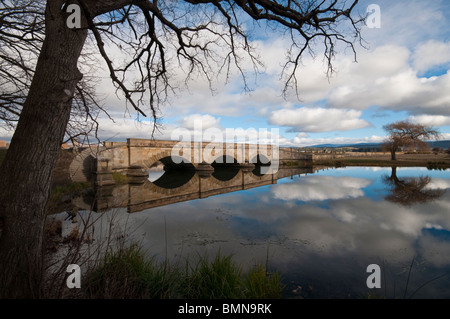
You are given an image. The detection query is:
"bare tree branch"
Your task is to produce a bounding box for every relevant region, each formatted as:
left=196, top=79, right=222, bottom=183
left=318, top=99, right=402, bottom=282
left=0, top=0, right=111, bottom=141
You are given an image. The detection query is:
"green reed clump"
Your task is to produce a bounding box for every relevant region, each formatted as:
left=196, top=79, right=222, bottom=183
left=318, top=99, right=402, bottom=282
left=83, top=243, right=178, bottom=299
left=82, top=244, right=284, bottom=299
left=243, top=264, right=284, bottom=299
left=181, top=252, right=243, bottom=299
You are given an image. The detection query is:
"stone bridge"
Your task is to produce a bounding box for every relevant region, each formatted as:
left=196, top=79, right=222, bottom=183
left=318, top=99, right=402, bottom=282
left=69, top=138, right=312, bottom=186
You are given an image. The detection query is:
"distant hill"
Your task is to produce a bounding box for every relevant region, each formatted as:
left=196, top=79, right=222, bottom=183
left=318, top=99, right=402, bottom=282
left=426, top=140, right=450, bottom=149
left=305, top=140, right=450, bottom=151
left=309, top=142, right=381, bottom=149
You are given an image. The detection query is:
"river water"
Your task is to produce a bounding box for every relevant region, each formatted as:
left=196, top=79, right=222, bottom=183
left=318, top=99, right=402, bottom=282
left=66, top=166, right=450, bottom=299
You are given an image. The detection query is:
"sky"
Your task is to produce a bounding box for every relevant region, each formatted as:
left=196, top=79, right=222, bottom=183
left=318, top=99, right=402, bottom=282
left=2, top=0, right=450, bottom=147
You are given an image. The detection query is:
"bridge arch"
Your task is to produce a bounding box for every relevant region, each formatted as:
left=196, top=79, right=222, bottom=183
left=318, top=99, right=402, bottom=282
left=159, top=155, right=195, bottom=170
left=139, top=150, right=194, bottom=170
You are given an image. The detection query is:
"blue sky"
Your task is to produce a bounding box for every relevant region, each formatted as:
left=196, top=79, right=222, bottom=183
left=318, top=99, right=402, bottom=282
left=2, top=0, right=450, bottom=147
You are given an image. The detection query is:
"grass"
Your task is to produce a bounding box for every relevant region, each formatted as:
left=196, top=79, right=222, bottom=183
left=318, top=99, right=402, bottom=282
left=50, top=181, right=93, bottom=201
left=283, top=161, right=302, bottom=167
left=182, top=252, right=244, bottom=299
left=242, top=264, right=283, bottom=299
left=112, top=171, right=132, bottom=184
left=46, top=180, right=94, bottom=215
left=83, top=243, right=178, bottom=299
left=81, top=244, right=284, bottom=299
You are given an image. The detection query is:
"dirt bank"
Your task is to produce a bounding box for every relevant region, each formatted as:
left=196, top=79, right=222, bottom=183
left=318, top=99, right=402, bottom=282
left=313, top=152, right=450, bottom=168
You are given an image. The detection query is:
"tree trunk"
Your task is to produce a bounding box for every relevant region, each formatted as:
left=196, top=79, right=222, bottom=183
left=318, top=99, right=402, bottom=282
left=390, top=149, right=397, bottom=161
left=0, top=1, right=88, bottom=298
left=389, top=166, right=400, bottom=183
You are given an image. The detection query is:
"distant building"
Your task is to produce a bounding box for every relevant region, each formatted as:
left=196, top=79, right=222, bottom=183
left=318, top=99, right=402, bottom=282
left=0, top=140, right=9, bottom=149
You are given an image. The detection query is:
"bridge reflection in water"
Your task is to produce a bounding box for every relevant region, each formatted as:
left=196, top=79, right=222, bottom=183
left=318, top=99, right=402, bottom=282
left=94, top=167, right=313, bottom=214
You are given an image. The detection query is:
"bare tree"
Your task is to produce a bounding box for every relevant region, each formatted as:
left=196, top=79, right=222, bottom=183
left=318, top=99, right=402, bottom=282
left=383, top=120, right=440, bottom=161
left=0, top=0, right=364, bottom=298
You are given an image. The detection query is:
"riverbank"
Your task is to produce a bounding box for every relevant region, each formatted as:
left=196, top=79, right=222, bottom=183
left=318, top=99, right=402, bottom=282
left=312, top=152, right=450, bottom=168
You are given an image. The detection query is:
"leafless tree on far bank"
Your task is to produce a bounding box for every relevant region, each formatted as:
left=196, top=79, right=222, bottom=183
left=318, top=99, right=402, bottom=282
left=382, top=120, right=440, bottom=161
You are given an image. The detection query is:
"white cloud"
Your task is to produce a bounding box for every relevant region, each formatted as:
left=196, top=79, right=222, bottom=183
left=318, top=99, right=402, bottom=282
left=425, top=179, right=450, bottom=190
left=269, top=107, right=370, bottom=133
left=296, top=132, right=309, bottom=138
left=179, top=114, right=222, bottom=130
left=319, top=47, right=450, bottom=116
left=413, top=40, right=450, bottom=74
left=272, top=176, right=372, bottom=201
left=95, top=117, right=172, bottom=141
left=409, top=115, right=450, bottom=127
left=247, top=41, right=450, bottom=120
left=361, top=0, right=449, bottom=49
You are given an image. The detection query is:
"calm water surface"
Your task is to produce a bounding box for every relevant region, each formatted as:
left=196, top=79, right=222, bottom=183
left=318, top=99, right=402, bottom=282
left=77, top=166, right=450, bottom=299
